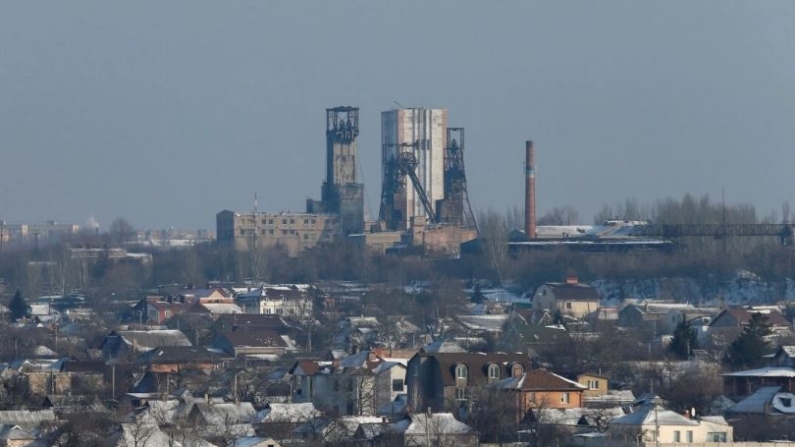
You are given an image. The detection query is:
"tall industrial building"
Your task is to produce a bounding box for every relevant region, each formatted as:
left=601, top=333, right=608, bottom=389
left=308, top=106, right=364, bottom=235
left=379, top=108, right=448, bottom=230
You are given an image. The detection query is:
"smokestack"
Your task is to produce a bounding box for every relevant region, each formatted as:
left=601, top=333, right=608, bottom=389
left=525, top=140, right=536, bottom=240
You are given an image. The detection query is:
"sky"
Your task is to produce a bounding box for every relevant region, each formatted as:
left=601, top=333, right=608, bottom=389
left=1, top=1, right=794, bottom=230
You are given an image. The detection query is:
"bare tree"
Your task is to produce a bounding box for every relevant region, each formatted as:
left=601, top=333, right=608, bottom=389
left=108, top=217, right=136, bottom=247
left=538, top=206, right=580, bottom=226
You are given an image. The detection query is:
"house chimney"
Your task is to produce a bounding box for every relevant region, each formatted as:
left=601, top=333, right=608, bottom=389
left=525, top=140, right=536, bottom=240
left=566, top=276, right=578, bottom=285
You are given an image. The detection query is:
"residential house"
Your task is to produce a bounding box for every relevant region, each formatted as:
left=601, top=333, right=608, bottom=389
left=137, top=346, right=225, bottom=373
left=211, top=314, right=292, bottom=336
left=725, top=385, right=795, bottom=440
left=0, top=424, right=37, bottom=447
left=100, top=329, right=192, bottom=360
left=187, top=401, right=257, bottom=439
left=389, top=412, right=478, bottom=447
left=235, top=285, right=314, bottom=317
left=531, top=277, right=600, bottom=322
left=491, top=368, right=587, bottom=423
left=722, top=366, right=795, bottom=397
left=212, top=329, right=296, bottom=359
left=289, top=351, right=405, bottom=417
left=130, top=296, right=190, bottom=324
left=617, top=301, right=696, bottom=333
left=603, top=399, right=732, bottom=446
left=177, top=287, right=231, bottom=304
left=709, top=307, right=791, bottom=334
left=254, top=402, right=321, bottom=437
left=406, top=351, right=531, bottom=413
left=577, top=373, right=609, bottom=399
left=770, top=346, right=795, bottom=367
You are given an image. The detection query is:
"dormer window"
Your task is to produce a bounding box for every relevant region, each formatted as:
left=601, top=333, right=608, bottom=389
left=456, top=364, right=468, bottom=380
left=488, top=364, right=501, bottom=381
left=511, top=363, right=524, bottom=377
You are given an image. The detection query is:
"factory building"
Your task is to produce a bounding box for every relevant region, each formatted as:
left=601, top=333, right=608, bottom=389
left=216, top=210, right=340, bottom=257
left=218, top=107, right=362, bottom=257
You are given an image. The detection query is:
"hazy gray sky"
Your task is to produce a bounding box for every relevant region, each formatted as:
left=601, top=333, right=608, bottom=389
left=1, top=1, right=794, bottom=230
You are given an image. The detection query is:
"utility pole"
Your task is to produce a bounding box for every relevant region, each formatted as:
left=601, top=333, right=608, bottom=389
left=0, top=220, right=6, bottom=262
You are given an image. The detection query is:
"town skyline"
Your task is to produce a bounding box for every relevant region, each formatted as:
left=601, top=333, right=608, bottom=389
left=2, top=1, right=794, bottom=230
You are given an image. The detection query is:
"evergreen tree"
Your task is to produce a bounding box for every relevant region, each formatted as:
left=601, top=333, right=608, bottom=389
left=8, top=290, right=29, bottom=321
left=724, top=312, right=772, bottom=369
left=669, top=318, right=698, bottom=359
left=471, top=282, right=485, bottom=304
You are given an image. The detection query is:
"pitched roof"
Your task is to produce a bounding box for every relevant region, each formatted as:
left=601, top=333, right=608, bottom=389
left=112, top=330, right=192, bottom=350
left=611, top=403, right=698, bottom=426
left=417, top=352, right=531, bottom=387
left=711, top=307, right=790, bottom=327
left=190, top=402, right=256, bottom=425
left=0, top=410, right=56, bottom=430
left=139, top=346, right=224, bottom=365
left=726, top=386, right=782, bottom=414
left=402, top=413, right=472, bottom=435
left=220, top=330, right=288, bottom=348
left=213, top=314, right=291, bottom=332
left=255, top=403, right=320, bottom=423
left=493, top=369, right=587, bottom=391
left=542, top=283, right=600, bottom=302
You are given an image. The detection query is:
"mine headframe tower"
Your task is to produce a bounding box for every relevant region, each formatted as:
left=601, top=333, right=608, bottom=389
left=436, top=128, right=478, bottom=232
left=379, top=142, right=437, bottom=229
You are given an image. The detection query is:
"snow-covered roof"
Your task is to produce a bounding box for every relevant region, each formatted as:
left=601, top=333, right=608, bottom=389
left=402, top=413, right=472, bottom=435
left=611, top=404, right=698, bottom=427
left=229, top=437, right=282, bottom=447
left=722, top=367, right=795, bottom=378
left=201, top=303, right=244, bottom=314
left=726, top=386, right=795, bottom=414
left=256, top=403, right=320, bottom=423
left=422, top=339, right=466, bottom=353
left=192, top=402, right=256, bottom=425
left=0, top=410, right=56, bottom=430
left=456, top=314, right=509, bottom=332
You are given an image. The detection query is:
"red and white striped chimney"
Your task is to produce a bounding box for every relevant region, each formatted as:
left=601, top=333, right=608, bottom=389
left=525, top=140, right=536, bottom=240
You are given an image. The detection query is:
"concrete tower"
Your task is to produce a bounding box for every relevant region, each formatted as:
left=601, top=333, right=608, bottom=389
left=379, top=108, right=448, bottom=230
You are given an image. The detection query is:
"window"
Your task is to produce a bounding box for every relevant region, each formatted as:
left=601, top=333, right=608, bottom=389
left=455, top=364, right=468, bottom=379
left=560, top=393, right=570, bottom=404
left=282, top=219, right=287, bottom=224
left=268, top=230, right=274, bottom=235
left=262, top=219, right=267, bottom=225
left=455, top=387, right=466, bottom=401
left=303, top=234, right=309, bottom=240
left=587, top=380, right=600, bottom=390
left=268, top=219, right=273, bottom=224
left=511, top=363, right=524, bottom=377
left=392, top=379, right=404, bottom=392
left=566, top=302, right=572, bottom=309
left=488, top=364, right=500, bottom=381
left=674, top=431, right=681, bottom=443
left=686, top=431, right=693, bottom=443
left=708, top=432, right=727, bottom=442
left=781, top=397, right=792, bottom=408
left=311, top=219, right=316, bottom=224
left=164, top=310, right=171, bottom=318
left=303, top=219, right=309, bottom=224
left=290, top=219, right=295, bottom=224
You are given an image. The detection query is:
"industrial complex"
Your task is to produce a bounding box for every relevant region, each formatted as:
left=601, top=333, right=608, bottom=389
left=216, top=106, right=478, bottom=257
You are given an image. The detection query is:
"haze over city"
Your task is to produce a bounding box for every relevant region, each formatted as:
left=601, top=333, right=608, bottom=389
left=1, top=1, right=794, bottom=230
